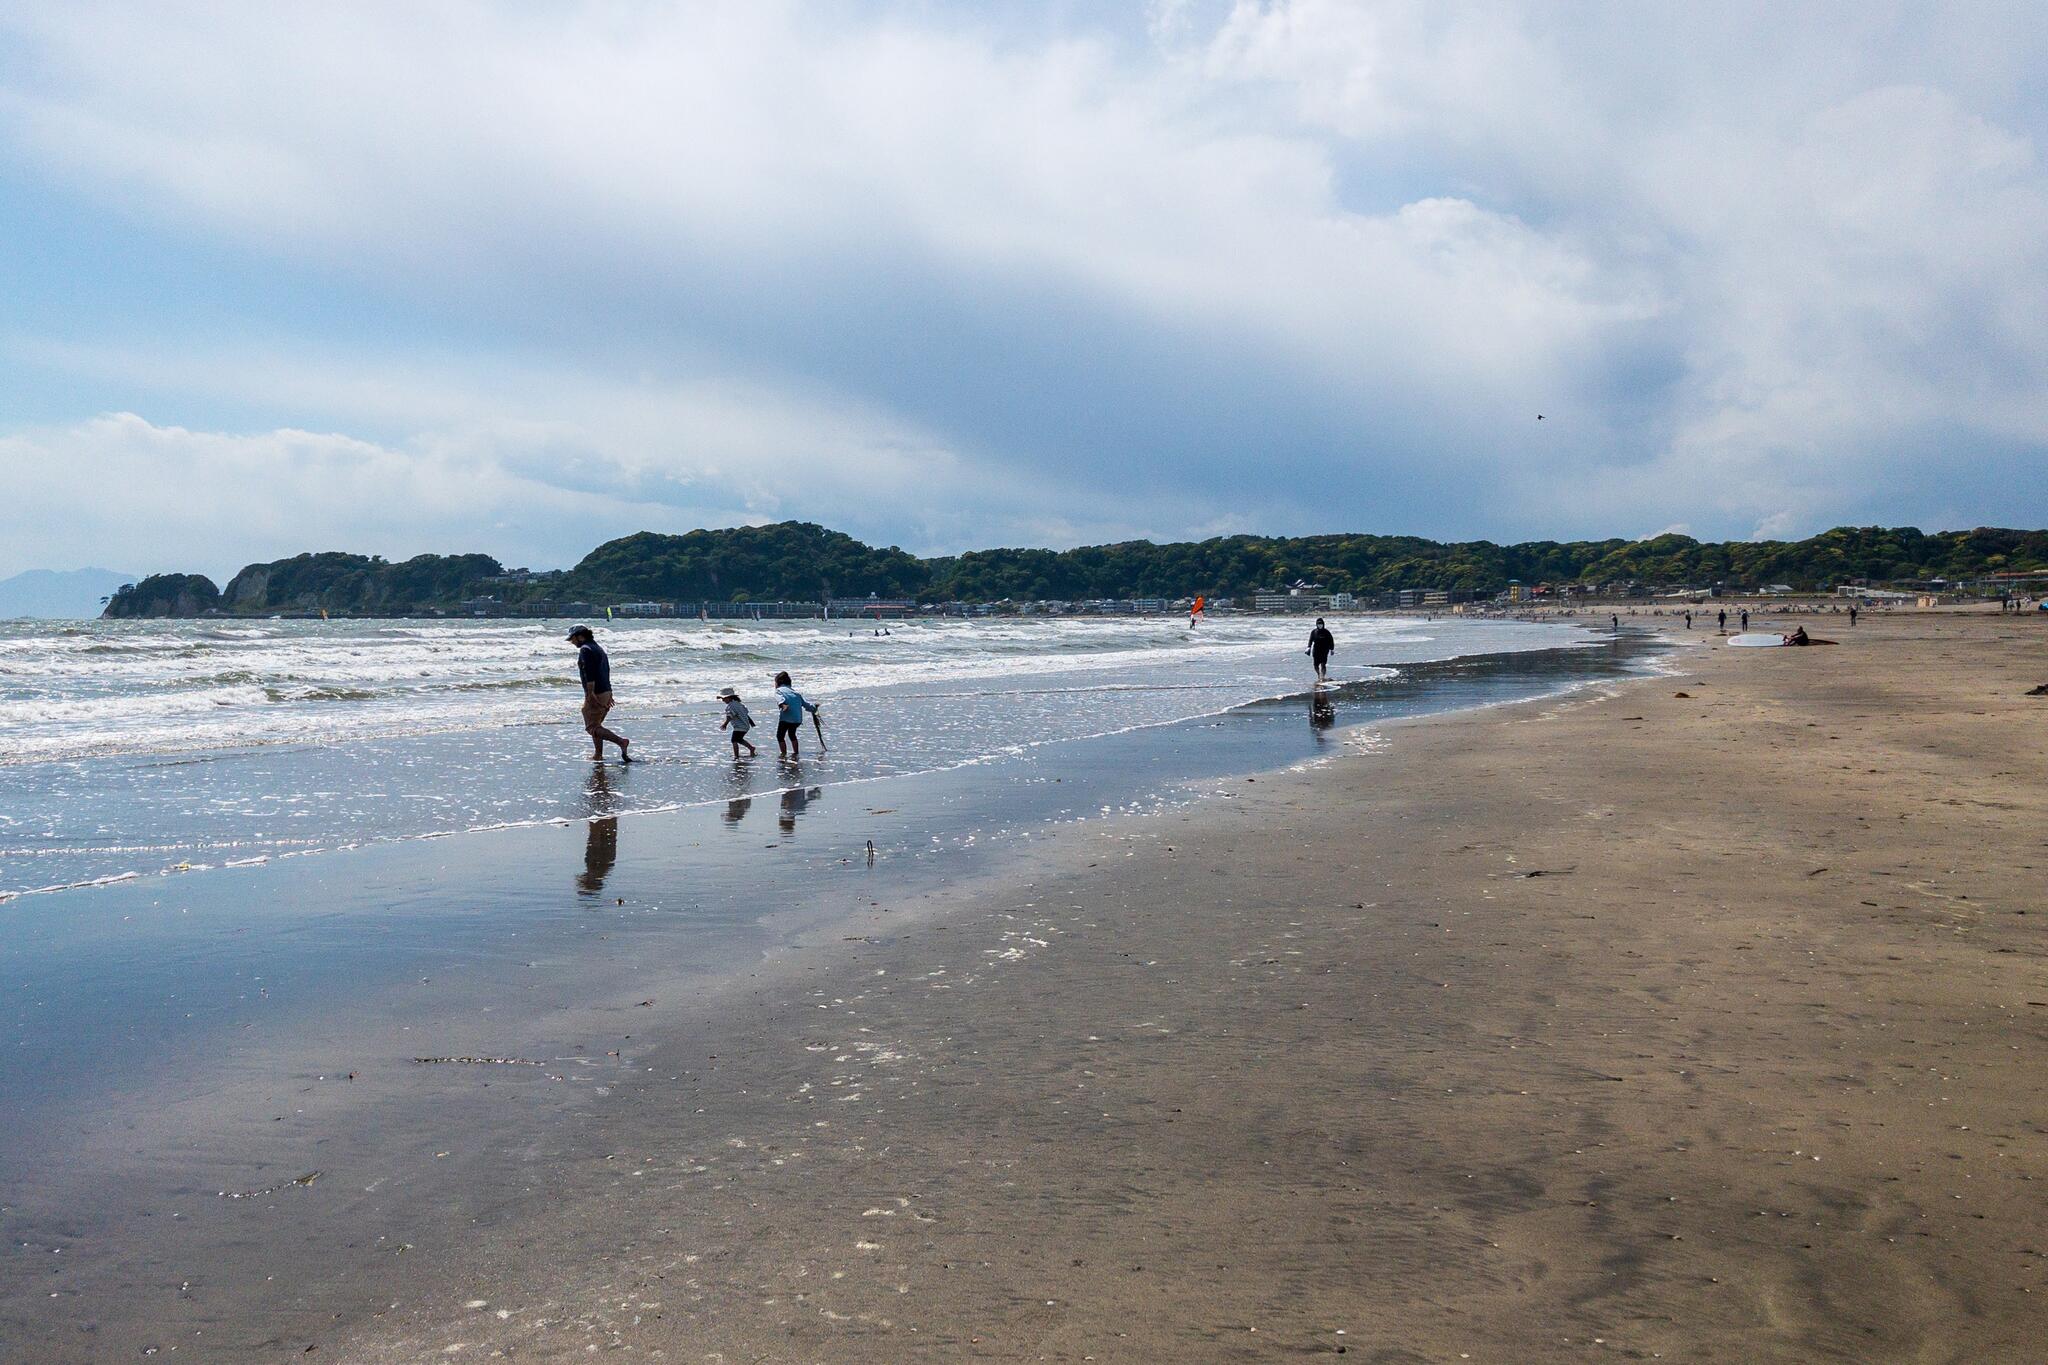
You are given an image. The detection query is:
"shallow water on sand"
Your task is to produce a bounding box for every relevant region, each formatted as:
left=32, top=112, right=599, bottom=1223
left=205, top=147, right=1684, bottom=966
left=0, top=623, right=1661, bottom=1360
left=4, top=615, right=1577, bottom=896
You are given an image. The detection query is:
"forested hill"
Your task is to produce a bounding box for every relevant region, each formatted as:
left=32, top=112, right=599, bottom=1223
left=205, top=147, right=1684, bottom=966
left=102, top=522, right=2048, bottom=617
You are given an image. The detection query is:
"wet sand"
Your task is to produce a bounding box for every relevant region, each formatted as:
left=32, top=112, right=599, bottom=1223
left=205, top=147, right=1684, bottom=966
left=66, top=610, right=2048, bottom=1359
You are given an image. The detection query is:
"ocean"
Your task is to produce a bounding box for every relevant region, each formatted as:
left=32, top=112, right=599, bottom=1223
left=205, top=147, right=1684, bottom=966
left=4, top=613, right=1604, bottom=899
left=0, top=612, right=1660, bottom=1357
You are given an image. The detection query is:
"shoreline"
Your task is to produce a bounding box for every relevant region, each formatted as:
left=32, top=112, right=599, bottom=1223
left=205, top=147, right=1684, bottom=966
left=2, top=633, right=1653, bottom=1359
left=319, top=608, right=2042, bottom=1360
left=7, top=612, right=2042, bottom=1358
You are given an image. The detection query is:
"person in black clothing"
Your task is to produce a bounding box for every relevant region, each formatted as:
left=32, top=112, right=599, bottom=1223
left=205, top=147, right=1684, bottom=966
left=1717, top=608, right=1726, bottom=633
left=567, top=625, right=630, bottom=761
left=1307, top=617, right=1335, bottom=682
left=1739, top=608, right=1749, bottom=631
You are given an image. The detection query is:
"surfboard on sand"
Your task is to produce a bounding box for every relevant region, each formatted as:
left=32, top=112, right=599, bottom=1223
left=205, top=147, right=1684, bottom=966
left=1729, top=632, right=1839, bottom=648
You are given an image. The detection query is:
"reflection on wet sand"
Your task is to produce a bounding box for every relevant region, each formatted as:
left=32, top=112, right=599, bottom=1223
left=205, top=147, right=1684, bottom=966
left=577, top=817, right=618, bottom=896
left=778, top=785, right=817, bottom=835
left=1309, top=687, right=1336, bottom=733
left=578, top=763, right=621, bottom=896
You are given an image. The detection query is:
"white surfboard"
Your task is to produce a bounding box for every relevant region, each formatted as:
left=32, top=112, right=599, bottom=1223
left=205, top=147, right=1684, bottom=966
left=1727, top=632, right=1785, bottom=648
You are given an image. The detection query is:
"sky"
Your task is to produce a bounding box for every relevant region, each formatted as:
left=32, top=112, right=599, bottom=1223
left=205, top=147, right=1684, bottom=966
left=2, top=1, right=2045, bottom=579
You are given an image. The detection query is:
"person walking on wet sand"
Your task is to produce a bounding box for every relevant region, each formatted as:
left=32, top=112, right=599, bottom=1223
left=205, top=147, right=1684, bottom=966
left=568, top=625, right=629, bottom=762
left=772, top=670, right=819, bottom=758
left=1307, top=617, right=1335, bottom=682
left=1740, top=608, right=1749, bottom=632
left=718, top=687, right=757, bottom=758
left=1849, top=605, right=1859, bottom=626
left=1717, top=608, right=1727, bottom=634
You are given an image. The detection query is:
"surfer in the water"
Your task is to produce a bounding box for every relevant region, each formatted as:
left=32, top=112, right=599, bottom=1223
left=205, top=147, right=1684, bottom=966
left=1307, top=618, right=1335, bottom=682
left=568, top=626, right=630, bottom=761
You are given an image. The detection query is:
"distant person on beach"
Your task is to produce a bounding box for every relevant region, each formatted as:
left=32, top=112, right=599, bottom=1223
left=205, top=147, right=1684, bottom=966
left=718, top=687, right=757, bottom=758
left=1717, top=608, right=1727, bottom=633
left=1611, top=613, right=1619, bottom=632
left=1849, top=605, right=1859, bottom=626
left=1783, top=626, right=1811, bottom=646
left=1307, top=618, right=1335, bottom=681
left=567, top=625, right=629, bottom=762
left=1684, top=610, right=1693, bottom=629
left=772, top=670, right=819, bottom=758
left=1740, top=608, right=1749, bottom=631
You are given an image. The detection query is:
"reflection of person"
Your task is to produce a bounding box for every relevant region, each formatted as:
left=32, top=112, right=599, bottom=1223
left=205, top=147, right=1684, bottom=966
left=577, top=816, right=618, bottom=896
left=778, top=785, right=813, bottom=835
left=1309, top=690, right=1336, bottom=731
left=1307, top=618, right=1335, bottom=682
left=722, top=796, right=752, bottom=827
left=718, top=687, right=757, bottom=757
left=567, top=625, right=629, bottom=762
left=772, top=670, right=819, bottom=757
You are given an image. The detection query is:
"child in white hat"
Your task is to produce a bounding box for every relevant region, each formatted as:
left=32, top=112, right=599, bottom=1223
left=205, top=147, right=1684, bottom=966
left=718, top=687, right=757, bottom=757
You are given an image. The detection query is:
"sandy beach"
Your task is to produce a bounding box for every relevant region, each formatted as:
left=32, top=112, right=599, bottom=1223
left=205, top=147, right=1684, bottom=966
left=266, top=608, right=2036, bottom=1362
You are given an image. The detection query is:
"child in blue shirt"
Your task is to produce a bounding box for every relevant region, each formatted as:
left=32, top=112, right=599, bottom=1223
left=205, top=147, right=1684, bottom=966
left=772, top=670, right=819, bottom=757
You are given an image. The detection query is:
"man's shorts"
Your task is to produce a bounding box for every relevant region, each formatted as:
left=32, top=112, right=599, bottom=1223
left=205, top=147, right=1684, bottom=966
left=582, top=691, right=615, bottom=733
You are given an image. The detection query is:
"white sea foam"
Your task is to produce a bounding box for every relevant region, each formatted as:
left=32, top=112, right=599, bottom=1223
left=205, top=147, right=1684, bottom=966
left=0, top=614, right=1605, bottom=894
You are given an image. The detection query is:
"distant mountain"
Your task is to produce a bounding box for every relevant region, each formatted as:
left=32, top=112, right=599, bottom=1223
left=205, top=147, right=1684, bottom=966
left=99, top=572, right=222, bottom=618
left=101, top=521, right=2048, bottom=618
left=0, top=567, right=138, bottom=619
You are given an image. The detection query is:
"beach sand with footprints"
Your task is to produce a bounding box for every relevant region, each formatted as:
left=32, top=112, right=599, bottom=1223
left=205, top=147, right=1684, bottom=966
left=308, top=607, right=2048, bottom=1361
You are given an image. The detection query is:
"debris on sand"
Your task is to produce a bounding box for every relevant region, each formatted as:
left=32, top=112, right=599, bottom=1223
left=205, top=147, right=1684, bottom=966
left=220, top=1171, right=322, bottom=1199
left=413, top=1056, right=543, bottom=1066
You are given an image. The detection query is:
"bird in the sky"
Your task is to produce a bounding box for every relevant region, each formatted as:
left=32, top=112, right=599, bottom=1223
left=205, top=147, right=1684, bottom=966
left=1536, top=414, right=1546, bottom=420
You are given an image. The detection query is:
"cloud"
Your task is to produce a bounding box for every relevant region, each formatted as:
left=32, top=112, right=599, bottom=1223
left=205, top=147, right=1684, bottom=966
left=0, top=413, right=657, bottom=580
left=0, top=348, right=1214, bottom=578
left=1, top=0, right=2045, bottom=565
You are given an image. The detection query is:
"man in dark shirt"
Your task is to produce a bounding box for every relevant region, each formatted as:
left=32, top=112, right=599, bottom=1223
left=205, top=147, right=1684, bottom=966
left=1307, top=617, right=1335, bottom=682
left=567, top=625, right=630, bottom=762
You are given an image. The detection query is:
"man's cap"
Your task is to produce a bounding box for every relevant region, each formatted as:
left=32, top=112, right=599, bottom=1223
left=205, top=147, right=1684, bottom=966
left=566, top=625, right=593, bottom=640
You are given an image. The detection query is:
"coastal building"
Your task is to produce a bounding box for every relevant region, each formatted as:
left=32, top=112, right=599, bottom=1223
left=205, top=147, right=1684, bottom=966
left=827, top=594, right=915, bottom=618
left=611, top=601, right=670, bottom=617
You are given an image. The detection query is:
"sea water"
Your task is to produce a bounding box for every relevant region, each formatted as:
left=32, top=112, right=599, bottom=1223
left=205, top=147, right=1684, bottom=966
left=2, top=614, right=1595, bottom=897
left=0, top=613, right=1663, bottom=1357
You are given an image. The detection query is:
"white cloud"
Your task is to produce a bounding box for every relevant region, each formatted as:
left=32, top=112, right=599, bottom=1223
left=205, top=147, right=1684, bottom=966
left=1, top=0, right=2044, bottom=561
left=0, top=346, right=1200, bottom=577
left=0, top=413, right=663, bottom=580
